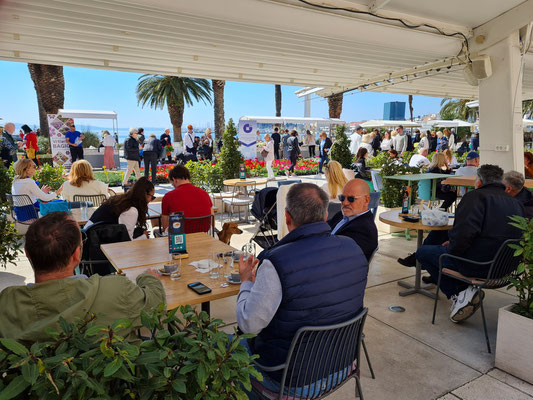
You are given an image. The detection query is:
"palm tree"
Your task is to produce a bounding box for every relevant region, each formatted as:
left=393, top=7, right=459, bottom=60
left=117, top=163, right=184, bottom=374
left=212, top=80, right=225, bottom=141
left=328, top=93, right=343, bottom=118
left=275, top=85, right=282, bottom=117
left=439, top=98, right=475, bottom=121
left=136, top=75, right=212, bottom=142
left=523, top=100, right=533, bottom=119
left=27, top=64, right=65, bottom=137
left=408, top=95, right=414, bottom=121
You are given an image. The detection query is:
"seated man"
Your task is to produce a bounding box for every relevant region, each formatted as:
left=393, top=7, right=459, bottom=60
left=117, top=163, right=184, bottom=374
left=455, top=151, right=479, bottom=176
left=503, top=170, right=533, bottom=218
left=0, top=212, right=165, bottom=343
left=416, top=165, right=524, bottom=323
left=409, top=148, right=430, bottom=168
left=328, top=178, right=378, bottom=261
left=161, top=165, right=213, bottom=233
left=236, top=183, right=368, bottom=396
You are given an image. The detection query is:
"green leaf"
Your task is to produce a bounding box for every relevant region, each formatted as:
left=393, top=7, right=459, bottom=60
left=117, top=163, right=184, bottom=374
left=100, top=340, right=114, bottom=358
left=140, top=311, right=152, bottom=329
left=163, top=366, right=172, bottom=378
left=21, top=361, right=38, bottom=385
left=103, top=357, right=123, bottom=377
left=221, top=364, right=230, bottom=380
left=85, top=325, right=107, bottom=337
left=196, top=363, right=207, bottom=387
left=112, top=318, right=132, bottom=331
left=171, top=378, right=187, bottom=393
left=0, top=375, right=30, bottom=400
left=179, top=363, right=197, bottom=375
left=0, top=338, right=29, bottom=356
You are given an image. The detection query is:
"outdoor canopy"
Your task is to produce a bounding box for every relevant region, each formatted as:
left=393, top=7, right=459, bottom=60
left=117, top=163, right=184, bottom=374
left=58, top=109, right=117, bottom=120
left=360, top=120, right=421, bottom=128
left=426, top=119, right=474, bottom=128
left=239, top=116, right=345, bottom=125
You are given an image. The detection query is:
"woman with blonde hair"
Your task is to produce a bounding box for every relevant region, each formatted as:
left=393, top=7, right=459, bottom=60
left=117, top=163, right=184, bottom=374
left=437, top=131, right=449, bottom=151
left=11, top=158, right=62, bottom=220
left=427, top=152, right=456, bottom=209
left=61, top=160, right=108, bottom=201
left=321, top=160, right=347, bottom=203
left=359, top=133, right=374, bottom=155
left=443, top=128, right=455, bottom=150
left=419, top=131, right=429, bottom=150
left=102, top=130, right=116, bottom=170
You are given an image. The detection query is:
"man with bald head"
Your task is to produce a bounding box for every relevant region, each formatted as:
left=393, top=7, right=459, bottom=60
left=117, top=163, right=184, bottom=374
left=328, top=179, right=378, bottom=261
left=1, top=122, right=20, bottom=167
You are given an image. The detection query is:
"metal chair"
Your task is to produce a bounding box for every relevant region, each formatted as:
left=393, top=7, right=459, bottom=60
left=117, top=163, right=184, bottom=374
left=251, top=308, right=368, bottom=400
left=73, top=194, right=108, bottom=207
left=183, top=214, right=215, bottom=236
left=368, top=191, right=381, bottom=220
left=6, top=194, right=39, bottom=225
left=223, top=181, right=255, bottom=223
left=361, top=248, right=379, bottom=380
left=431, top=239, right=521, bottom=353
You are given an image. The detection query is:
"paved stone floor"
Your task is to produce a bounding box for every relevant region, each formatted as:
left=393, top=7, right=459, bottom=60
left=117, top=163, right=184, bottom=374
left=2, top=174, right=532, bottom=400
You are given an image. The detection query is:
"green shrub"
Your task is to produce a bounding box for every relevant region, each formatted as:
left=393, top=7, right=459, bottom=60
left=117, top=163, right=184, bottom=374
left=36, top=154, right=53, bottom=166
left=380, top=158, right=420, bottom=208
left=0, top=163, right=12, bottom=202
left=34, top=163, right=66, bottom=191
left=186, top=160, right=224, bottom=193
left=36, top=137, right=50, bottom=154
left=82, top=130, right=101, bottom=149
left=0, top=202, right=22, bottom=269
left=94, top=171, right=123, bottom=187
left=0, top=305, right=261, bottom=399
left=330, top=125, right=352, bottom=168
left=219, top=119, right=243, bottom=179
left=366, top=151, right=389, bottom=169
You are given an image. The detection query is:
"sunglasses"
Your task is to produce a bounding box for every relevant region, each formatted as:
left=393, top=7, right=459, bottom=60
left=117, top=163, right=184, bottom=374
left=149, top=194, right=156, bottom=201
left=338, top=195, right=366, bottom=203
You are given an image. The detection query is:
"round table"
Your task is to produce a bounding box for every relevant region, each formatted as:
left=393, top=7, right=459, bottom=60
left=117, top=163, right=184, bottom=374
left=379, top=210, right=453, bottom=299
left=222, top=178, right=268, bottom=187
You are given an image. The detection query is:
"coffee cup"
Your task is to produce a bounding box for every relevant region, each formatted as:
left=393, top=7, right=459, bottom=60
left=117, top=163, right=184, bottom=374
left=164, top=264, right=177, bottom=274
left=231, top=272, right=241, bottom=282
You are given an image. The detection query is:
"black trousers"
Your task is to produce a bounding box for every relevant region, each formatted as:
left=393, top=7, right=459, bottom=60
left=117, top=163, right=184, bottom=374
left=274, top=143, right=280, bottom=160
left=70, top=146, right=84, bottom=162
left=308, top=145, right=315, bottom=158
left=143, top=151, right=158, bottom=182
left=288, top=151, right=298, bottom=173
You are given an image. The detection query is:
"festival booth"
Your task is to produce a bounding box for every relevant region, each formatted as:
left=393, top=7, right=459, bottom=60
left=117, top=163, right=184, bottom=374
left=360, top=120, right=422, bottom=129
left=238, top=116, right=345, bottom=159
left=48, top=109, right=120, bottom=168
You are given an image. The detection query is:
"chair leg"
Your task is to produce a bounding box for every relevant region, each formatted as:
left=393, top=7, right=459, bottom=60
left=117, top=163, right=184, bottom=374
left=478, top=291, right=491, bottom=354
left=361, top=339, right=375, bottom=379
left=355, top=376, right=364, bottom=400
left=432, top=270, right=443, bottom=324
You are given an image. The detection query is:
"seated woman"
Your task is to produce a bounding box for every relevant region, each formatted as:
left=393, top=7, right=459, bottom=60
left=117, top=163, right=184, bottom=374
left=61, top=160, right=109, bottom=202
left=320, top=160, right=347, bottom=203
left=352, top=148, right=374, bottom=191
left=11, top=158, right=62, bottom=221
left=443, top=149, right=458, bottom=166
left=85, top=177, right=154, bottom=240
left=427, top=152, right=457, bottom=210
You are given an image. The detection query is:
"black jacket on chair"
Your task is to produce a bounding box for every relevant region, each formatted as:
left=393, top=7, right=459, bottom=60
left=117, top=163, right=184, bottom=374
left=328, top=210, right=378, bottom=261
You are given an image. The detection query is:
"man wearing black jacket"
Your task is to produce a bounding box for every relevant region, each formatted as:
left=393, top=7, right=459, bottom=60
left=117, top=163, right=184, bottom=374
left=503, top=170, right=533, bottom=218
left=328, top=179, right=378, bottom=261
left=122, top=128, right=141, bottom=186
left=271, top=127, right=281, bottom=159
left=416, top=165, right=524, bottom=323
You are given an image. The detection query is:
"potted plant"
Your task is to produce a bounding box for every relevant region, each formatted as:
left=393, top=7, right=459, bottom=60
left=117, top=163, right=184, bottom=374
left=165, top=144, right=174, bottom=157
left=495, top=215, right=533, bottom=383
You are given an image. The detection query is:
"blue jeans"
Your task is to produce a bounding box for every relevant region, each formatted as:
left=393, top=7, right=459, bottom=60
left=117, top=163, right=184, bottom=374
left=319, top=154, right=329, bottom=173
left=416, top=245, right=468, bottom=298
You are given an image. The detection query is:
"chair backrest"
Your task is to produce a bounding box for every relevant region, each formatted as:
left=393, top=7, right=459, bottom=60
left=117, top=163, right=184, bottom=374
left=369, top=191, right=381, bottom=219
left=232, top=181, right=255, bottom=199
left=368, top=246, right=379, bottom=265
left=417, top=179, right=432, bottom=201
left=485, top=239, right=522, bottom=288
left=327, top=202, right=341, bottom=221
left=370, top=170, right=383, bottom=192
left=342, top=168, right=355, bottom=181
left=277, top=180, right=301, bottom=187
left=6, top=193, right=39, bottom=223
left=278, top=308, right=368, bottom=399
left=73, top=194, right=108, bottom=207
left=184, top=214, right=215, bottom=236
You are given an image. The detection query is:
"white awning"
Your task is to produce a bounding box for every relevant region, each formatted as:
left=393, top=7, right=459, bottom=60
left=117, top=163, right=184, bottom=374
left=360, top=120, right=421, bottom=128
left=58, top=109, right=118, bottom=120
left=240, top=116, right=345, bottom=125
left=426, top=119, right=473, bottom=127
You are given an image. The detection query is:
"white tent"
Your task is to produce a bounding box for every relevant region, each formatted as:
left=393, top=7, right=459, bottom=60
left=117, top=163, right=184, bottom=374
left=239, top=116, right=345, bottom=125
left=426, top=119, right=474, bottom=128
left=360, top=120, right=421, bottom=128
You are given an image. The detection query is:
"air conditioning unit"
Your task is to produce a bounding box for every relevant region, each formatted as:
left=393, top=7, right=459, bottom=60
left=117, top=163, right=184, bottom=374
left=463, top=55, right=492, bottom=86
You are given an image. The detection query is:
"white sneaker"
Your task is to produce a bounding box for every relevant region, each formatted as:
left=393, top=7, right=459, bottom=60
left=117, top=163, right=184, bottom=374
left=449, top=286, right=484, bottom=323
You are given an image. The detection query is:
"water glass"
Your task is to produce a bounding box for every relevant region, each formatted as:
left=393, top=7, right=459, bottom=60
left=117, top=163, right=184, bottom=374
left=80, top=201, right=88, bottom=220
left=170, top=257, right=182, bottom=280
left=209, top=251, right=220, bottom=279
left=224, top=252, right=234, bottom=278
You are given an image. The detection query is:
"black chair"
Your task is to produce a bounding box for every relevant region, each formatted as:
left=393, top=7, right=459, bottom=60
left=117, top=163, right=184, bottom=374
left=277, top=179, right=302, bottom=187
left=251, top=308, right=368, bottom=400
left=327, top=202, right=341, bottom=221
left=6, top=194, right=39, bottom=226
left=431, top=239, right=521, bottom=353
left=184, top=214, right=215, bottom=237
left=73, top=194, right=108, bottom=207
left=80, top=222, right=131, bottom=276
left=369, top=191, right=381, bottom=220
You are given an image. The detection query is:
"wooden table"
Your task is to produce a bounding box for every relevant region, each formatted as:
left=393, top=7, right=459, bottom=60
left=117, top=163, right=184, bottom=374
left=100, top=233, right=239, bottom=314
left=223, top=178, right=268, bottom=187
left=379, top=210, right=453, bottom=299
left=442, top=175, right=533, bottom=189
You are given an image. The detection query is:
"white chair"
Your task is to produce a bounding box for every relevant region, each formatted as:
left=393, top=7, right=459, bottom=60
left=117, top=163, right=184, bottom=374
left=343, top=168, right=356, bottom=181
left=223, top=181, right=255, bottom=223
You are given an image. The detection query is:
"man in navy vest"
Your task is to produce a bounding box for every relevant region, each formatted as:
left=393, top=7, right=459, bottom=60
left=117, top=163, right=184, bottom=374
left=236, top=183, right=368, bottom=395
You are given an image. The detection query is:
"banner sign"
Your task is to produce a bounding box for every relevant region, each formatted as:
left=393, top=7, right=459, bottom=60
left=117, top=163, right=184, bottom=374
left=238, top=120, right=257, bottom=160
left=47, top=114, right=74, bottom=167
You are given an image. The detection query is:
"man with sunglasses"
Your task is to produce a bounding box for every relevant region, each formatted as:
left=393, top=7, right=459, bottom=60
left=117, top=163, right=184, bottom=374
left=0, top=212, right=165, bottom=344
left=328, top=179, right=378, bottom=261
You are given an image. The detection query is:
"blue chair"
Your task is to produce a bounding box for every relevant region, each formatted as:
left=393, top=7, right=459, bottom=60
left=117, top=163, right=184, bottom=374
left=418, top=179, right=432, bottom=201
left=370, top=170, right=383, bottom=192
left=369, top=191, right=381, bottom=220
left=277, top=179, right=301, bottom=187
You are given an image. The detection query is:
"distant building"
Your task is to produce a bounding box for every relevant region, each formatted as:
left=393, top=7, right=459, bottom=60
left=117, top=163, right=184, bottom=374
left=383, top=102, right=406, bottom=120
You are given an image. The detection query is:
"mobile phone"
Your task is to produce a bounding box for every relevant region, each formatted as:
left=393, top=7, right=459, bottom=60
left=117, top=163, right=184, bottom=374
left=187, top=282, right=212, bottom=295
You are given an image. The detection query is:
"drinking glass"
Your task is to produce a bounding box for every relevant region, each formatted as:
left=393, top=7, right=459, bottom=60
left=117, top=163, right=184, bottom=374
left=170, top=256, right=181, bottom=280
left=223, top=252, right=234, bottom=278
left=209, top=251, right=220, bottom=279
left=80, top=201, right=88, bottom=220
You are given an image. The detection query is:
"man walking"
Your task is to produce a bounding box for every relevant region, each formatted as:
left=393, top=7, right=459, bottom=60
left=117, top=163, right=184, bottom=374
left=65, top=124, right=85, bottom=162
left=123, top=128, right=141, bottom=186
left=271, top=127, right=281, bottom=159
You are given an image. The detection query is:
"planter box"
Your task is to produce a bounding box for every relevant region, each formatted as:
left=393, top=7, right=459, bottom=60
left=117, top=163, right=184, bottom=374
left=495, top=304, right=533, bottom=384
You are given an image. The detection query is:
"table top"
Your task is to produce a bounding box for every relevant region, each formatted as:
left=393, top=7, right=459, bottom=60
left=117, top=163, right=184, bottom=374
left=379, top=210, right=453, bottom=231
left=441, top=175, right=533, bottom=189
left=101, top=233, right=240, bottom=309
left=384, top=173, right=452, bottom=181
left=71, top=205, right=162, bottom=226
left=223, top=178, right=268, bottom=186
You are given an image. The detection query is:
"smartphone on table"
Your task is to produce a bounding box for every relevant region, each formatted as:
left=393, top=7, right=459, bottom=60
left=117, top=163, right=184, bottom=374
left=187, top=282, right=212, bottom=295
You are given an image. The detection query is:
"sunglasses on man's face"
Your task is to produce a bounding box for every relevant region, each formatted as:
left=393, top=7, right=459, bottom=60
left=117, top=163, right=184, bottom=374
left=338, top=194, right=366, bottom=203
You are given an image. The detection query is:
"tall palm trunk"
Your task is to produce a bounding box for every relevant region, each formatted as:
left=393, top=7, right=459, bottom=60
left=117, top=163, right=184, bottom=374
left=275, top=85, right=282, bottom=117
left=408, top=95, right=414, bottom=121
left=328, top=93, right=343, bottom=118
left=27, top=64, right=65, bottom=137
left=168, top=101, right=184, bottom=142
left=212, top=80, right=225, bottom=141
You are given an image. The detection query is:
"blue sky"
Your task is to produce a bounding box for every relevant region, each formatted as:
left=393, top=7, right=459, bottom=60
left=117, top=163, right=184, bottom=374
left=0, top=60, right=444, bottom=130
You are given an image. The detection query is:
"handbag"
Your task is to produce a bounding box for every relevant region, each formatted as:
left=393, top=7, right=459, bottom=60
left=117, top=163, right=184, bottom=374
left=26, top=148, right=35, bottom=159
left=39, top=200, right=70, bottom=216
left=261, top=149, right=269, bottom=158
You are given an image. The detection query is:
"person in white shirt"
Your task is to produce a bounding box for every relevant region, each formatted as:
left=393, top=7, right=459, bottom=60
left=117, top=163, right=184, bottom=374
left=60, top=160, right=109, bottom=202
left=102, top=130, right=116, bottom=169
left=350, top=125, right=363, bottom=154
left=380, top=130, right=393, bottom=151
left=11, top=159, right=62, bottom=220
left=261, top=134, right=275, bottom=179
left=418, top=131, right=429, bottom=151
left=409, top=148, right=431, bottom=168
left=183, top=125, right=195, bottom=154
